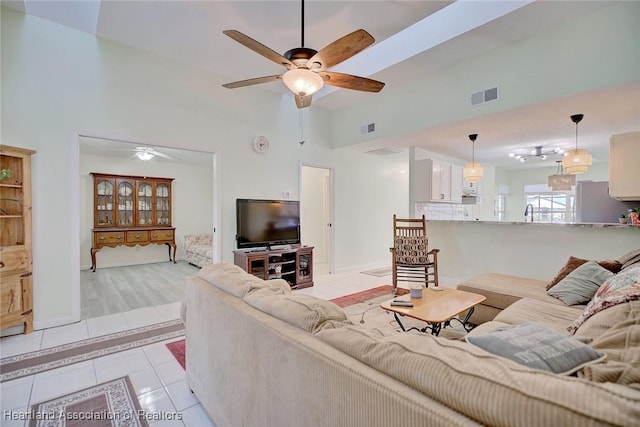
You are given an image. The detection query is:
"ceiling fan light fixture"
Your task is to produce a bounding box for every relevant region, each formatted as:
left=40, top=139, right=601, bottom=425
left=136, top=150, right=154, bottom=161
left=282, top=68, right=324, bottom=96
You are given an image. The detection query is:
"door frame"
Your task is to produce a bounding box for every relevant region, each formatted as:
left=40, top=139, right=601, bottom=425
left=70, top=130, right=219, bottom=323
left=299, top=162, right=335, bottom=274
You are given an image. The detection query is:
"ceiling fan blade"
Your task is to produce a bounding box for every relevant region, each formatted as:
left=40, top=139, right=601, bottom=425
left=223, top=30, right=294, bottom=69
left=295, top=94, right=312, bottom=109
left=223, top=75, right=283, bottom=89
left=307, top=29, right=374, bottom=71
left=319, top=71, right=385, bottom=93
left=149, top=150, right=179, bottom=160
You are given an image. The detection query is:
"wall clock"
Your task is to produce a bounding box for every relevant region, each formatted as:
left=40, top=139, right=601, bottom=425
left=253, top=136, right=270, bottom=153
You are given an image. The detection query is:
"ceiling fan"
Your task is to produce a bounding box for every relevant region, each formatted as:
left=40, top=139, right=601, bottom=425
left=103, top=146, right=178, bottom=161
left=222, top=0, right=385, bottom=109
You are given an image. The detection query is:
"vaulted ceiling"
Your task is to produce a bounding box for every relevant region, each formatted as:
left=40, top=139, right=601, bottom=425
left=4, top=0, right=639, bottom=169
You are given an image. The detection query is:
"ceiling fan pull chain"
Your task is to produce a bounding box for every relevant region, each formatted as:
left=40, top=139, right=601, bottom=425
left=299, top=110, right=305, bottom=145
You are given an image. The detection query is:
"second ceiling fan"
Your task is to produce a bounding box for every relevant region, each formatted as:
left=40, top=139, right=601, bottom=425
left=222, top=0, right=385, bottom=109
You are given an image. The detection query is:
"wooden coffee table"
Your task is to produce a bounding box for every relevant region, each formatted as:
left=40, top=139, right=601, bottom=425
left=380, top=287, right=486, bottom=336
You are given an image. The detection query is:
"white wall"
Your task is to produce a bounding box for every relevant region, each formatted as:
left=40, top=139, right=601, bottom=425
left=330, top=2, right=640, bottom=150
left=79, top=151, right=214, bottom=269
left=1, top=8, right=408, bottom=328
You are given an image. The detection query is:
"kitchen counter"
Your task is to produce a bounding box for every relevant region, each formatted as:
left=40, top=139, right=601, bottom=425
left=427, top=220, right=640, bottom=229
left=424, top=220, right=640, bottom=283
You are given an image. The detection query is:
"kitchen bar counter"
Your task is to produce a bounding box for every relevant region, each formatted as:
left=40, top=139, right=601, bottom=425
left=427, top=220, right=640, bottom=229
left=425, top=220, right=639, bottom=284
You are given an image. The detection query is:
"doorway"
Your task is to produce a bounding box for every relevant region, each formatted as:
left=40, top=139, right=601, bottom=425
left=300, top=164, right=334, bottom=274
left=74, top=133, right=218, bottom=320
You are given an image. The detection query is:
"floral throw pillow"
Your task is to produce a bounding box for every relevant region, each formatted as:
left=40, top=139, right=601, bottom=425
left=568, top=265, right=640, bottom=334
left=394, top=236, right=430, bottom=265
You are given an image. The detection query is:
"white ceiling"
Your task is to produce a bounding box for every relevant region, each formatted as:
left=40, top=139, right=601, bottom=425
left=5, top=0, right=639, bottom=169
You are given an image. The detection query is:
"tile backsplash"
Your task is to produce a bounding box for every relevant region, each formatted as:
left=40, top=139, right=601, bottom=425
left=416, top=202, right=478, bottom=221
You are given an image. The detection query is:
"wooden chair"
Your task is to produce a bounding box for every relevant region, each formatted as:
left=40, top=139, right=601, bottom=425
left=390, top=215, right=440, bottom=294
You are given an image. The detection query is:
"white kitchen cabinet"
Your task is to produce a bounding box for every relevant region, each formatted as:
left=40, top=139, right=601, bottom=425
left=450, top=164, right=463, bottom=203
left=413, top=159, right=462, bottom=202
left=609, top=131, right=640, bottom=201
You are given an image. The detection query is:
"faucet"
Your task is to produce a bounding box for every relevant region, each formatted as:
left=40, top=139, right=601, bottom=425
left=524, top=204, right=534, bottom=222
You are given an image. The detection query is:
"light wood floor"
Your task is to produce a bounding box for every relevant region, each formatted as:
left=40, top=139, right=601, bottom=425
left=80, top=261, right=201, bottom=319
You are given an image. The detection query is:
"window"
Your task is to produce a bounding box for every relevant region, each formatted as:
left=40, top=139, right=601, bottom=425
left=525, top=185, right=575, bottom=223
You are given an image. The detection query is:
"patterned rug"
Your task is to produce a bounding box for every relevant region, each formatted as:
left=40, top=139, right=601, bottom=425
left=1, top=319, right=185, bottom=382
left=28, top=376, right=149, bottom=427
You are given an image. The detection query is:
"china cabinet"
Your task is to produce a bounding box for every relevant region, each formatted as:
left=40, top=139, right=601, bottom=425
left=90, top=173, right=176, bottom=271
left=1, top=145, right=35, bottom=334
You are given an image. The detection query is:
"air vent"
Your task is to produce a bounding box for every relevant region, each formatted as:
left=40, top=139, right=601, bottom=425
left=365, top=148, right=400, bottom=156
left=360, top=122, right=375, bottom=135
left=471, top=86, right=499, bottom=106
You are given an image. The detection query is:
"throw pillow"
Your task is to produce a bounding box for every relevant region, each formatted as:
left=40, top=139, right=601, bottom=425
left=568, top=265, right=640, bottom=334
left=547, top=260, right=615, bottom=305
left=466, top=322, right=605, bottom=375
left=244, top=293, right=352, bottom=333
left=618, top=248, right=640, bottom=271
left=394, top=236, right=430, bottom=265
left=546, top=256, right=622, bottom=291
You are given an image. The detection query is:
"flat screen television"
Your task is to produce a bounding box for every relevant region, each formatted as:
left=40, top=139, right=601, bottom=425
left=236, top=199, right=301, bottom=249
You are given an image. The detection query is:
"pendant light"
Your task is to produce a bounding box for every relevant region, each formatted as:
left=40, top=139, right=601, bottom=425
left=562, top=113, right=591, bottom=174
left=463, top=133, right=483, bottom=184
left=548, top=160, right=576, bottom=191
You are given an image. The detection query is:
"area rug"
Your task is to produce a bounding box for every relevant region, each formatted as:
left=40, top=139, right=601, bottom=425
left=1, top=319, right=185, bottom=383
left=360, top=266, right=392, bottom=277
left=28, top=376, right=149, bottom=427
left=330, top=285, right=408, bottom=307
left=166, top=339, right=185, bottom=370
left=333, top=286, right=466, bottom=339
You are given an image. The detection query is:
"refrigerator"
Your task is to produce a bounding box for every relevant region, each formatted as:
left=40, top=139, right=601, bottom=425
left=575, top=181, right=636, bottom=223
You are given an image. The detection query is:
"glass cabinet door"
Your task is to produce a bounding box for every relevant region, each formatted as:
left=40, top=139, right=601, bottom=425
left=155, top=183, right=170, bottom=225
left=137, top=182, right=153, bottom=226
left=95, top=179, right=114, bottom=226
left=116, top=180, right=134, bottom=226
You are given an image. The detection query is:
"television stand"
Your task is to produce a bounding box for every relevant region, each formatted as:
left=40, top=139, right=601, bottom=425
left=233, top=246, right=313, bottom=289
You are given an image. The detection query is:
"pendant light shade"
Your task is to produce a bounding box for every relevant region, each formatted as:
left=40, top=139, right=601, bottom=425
left=282, top=68, right=324, bottom=96
left=464, top=134, right=483, bottom=184
left=548, top=160, right=576, bottom=191
left=562, top=114, right=591, bottom=174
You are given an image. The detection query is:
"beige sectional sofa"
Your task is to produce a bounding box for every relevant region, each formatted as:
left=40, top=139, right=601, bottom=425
left=183, top=261, right=640, bottom=427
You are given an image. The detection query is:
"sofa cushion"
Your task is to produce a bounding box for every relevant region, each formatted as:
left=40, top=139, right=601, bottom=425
left=547, top=260, right=615, bottom=306
left=466, top=322, right=605, bottom=375
left=197, top=262, right=267, bottom=298
left=578, top=301, right=640, bottom=386
left=575, top=300, right=639, bottom=342
left=457, top=273, right=562, bottom=311
left=244, top=293, right=351, bottom=334
left=317, top=325, right=640, bottom=426
left=546, top=256, right=622, bottom=291
left=493, top=298, right=583, bottom=334
left=569, top=265, right=640, bottom=334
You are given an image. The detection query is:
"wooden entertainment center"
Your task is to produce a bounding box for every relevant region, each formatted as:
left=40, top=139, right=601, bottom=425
left=233, top=246, right=313, bottom=289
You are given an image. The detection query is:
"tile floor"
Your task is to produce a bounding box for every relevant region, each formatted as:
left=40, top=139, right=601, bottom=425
left=0, top=265, right=393, bottom=427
